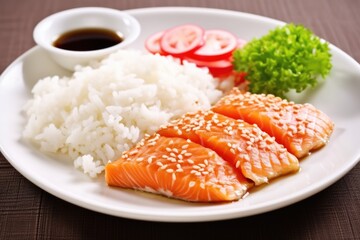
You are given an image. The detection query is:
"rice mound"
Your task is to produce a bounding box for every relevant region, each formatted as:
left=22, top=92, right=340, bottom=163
left=23, top=50, right=222, bottom=177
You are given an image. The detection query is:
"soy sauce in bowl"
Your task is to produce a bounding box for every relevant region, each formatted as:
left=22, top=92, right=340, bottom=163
left=53, top=28, right=124, bottom=51
left=34, top=7, right=141, bottom=70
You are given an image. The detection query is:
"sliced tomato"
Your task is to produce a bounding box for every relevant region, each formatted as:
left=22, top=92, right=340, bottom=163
left=145, top=31, right=165, bottom=55
left=233, top=71, right=247, bottom=85
left=183, top=57, right=233, bottom=77
left=160, top=24, right=205, bottom=57
left=190, top=30, right=238, bottom=61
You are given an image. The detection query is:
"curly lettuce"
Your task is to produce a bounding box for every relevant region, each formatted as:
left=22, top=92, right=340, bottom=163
left=233, top=23, right=332, bottom=98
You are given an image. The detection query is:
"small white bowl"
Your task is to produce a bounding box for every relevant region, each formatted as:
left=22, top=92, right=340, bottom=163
left=33, top=7, right=141, bottom=71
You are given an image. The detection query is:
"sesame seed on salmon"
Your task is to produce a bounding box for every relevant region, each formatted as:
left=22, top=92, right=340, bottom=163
left=212, top=88, right=335, bottom=158
left=105, top=134, right=253, bottom=202
left=158, top=110, right=299, bottom=185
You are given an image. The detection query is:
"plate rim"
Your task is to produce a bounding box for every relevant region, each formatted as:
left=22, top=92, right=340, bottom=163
left=1, top=6, right=360, bottom=222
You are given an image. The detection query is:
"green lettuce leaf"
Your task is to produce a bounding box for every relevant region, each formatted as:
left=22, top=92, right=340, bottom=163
left=233, top=23, right=332, bottom=98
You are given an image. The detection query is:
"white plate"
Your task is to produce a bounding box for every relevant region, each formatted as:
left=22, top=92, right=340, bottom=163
left=1, top=7, right=360, bottom=222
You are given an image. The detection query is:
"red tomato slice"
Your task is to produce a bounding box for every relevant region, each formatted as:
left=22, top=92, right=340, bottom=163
left=190, top=30, right=238, bottom=61
left=183, top=57, right=233, bottom=77
left=233, top=71, right=247, bottom=85
left=160, top=24, right=205, bottom=57
left=145, top=31, right=165, bottom=55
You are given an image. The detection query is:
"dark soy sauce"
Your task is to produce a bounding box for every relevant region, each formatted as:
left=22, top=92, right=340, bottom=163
left=53, top=28, right=123, bottom=51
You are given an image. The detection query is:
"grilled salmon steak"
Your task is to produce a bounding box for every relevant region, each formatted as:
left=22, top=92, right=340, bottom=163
left=212, top=88, right=334, bottom=158
left=158, top=110, right=299, bottom=185
left=106, top=134, right=252, bottom=202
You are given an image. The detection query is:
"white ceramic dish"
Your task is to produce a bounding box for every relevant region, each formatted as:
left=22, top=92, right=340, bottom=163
left=33, top=7, right=140, bottom=71
left=1, top=7, right=360, bottom=222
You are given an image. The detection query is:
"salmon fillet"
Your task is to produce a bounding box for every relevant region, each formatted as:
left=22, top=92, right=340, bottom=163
left=105, top=134, right=252, bottom=202
left=158, top=111, right=299, bottom=185
left=212, top=88, right=335, bottom=158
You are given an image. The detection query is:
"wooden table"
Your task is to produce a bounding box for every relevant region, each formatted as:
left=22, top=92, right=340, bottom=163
left=1, top=0, right=359, bottom=239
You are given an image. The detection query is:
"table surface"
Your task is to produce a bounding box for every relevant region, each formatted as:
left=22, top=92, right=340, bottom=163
left=1, top=0, right=359, bottom=239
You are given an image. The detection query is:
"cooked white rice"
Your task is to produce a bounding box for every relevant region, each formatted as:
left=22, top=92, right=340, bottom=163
left=23, top=50, right=222, bottom=177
